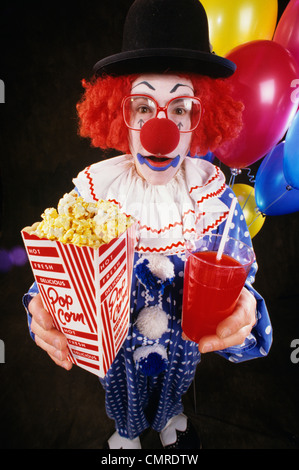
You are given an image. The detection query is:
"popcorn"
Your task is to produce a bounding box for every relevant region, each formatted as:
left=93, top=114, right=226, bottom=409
left=22, top=191, right=136, bottom=378
left=29, top=190, right=134, bottom=249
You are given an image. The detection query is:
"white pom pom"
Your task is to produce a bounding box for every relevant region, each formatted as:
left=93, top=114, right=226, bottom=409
left=143, top=254, right=175, bottom=281
left=136, top=306, right=169, bottom=339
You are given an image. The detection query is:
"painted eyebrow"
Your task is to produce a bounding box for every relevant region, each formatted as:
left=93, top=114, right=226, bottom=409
left=170, top=83, right=194, bottom=93
left=132, top=81, right=156, bottom=91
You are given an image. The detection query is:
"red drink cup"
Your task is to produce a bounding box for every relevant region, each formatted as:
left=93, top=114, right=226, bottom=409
left=182, top=234, right=255, bottom=343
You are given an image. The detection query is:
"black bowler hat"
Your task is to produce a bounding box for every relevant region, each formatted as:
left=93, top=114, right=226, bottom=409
left=93, top=0, right=236, bottom=78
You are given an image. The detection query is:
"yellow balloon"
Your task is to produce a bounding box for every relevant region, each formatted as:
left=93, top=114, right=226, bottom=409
left=200, top=0, right=278, bottom=57
left=233, top=184, right=266, bottom=239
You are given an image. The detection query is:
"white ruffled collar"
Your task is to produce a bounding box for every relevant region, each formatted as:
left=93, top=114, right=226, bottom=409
left=73, top=155, right=229, bottom=254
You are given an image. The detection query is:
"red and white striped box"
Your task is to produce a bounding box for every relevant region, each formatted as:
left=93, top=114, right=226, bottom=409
left=22, top=224, right=136, bottom=378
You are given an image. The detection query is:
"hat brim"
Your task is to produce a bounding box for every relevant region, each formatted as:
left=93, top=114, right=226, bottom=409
left=93, top=48, right=236, bottom=78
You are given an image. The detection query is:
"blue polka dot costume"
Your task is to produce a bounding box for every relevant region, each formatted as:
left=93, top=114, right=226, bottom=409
left=23, top=155, right=272, bottom=440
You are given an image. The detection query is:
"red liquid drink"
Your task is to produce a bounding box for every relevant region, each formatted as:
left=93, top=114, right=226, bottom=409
left=182, top=251, right=248, bottom=343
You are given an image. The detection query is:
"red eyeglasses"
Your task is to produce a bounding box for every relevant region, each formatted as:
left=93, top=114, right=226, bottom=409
left=122, top=94, right=202, bottom=133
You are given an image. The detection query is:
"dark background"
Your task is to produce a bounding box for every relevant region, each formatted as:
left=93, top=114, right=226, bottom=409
left=1, top=0, right=299, bottom=450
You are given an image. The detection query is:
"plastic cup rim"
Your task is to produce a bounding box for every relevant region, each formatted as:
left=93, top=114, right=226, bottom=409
left=186, top=234, right=256, bottom=270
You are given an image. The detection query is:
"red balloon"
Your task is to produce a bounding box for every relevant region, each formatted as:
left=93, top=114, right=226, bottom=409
left=274, top=0, right=299, bottom=70
left=214, top=40, right=299, bottom=169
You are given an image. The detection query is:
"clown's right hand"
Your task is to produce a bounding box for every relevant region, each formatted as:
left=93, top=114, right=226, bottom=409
left=29, top=293, right=72, bottom=370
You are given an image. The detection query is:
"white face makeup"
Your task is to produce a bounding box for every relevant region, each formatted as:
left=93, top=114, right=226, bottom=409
left=128, top=74, right=194, bottom=185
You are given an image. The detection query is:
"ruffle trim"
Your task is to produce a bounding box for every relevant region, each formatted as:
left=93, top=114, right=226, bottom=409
left=73, top=155, right=229, bottom=254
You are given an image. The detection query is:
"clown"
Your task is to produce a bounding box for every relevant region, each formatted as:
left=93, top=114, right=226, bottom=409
left=24, top=0, right=272, bottom=449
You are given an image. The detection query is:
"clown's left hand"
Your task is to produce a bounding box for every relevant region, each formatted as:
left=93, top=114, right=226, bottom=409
left=182, top=287, right=257, bottom=353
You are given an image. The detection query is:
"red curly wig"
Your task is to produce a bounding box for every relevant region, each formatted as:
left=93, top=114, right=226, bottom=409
left=76, top=73, right=244, bottom=156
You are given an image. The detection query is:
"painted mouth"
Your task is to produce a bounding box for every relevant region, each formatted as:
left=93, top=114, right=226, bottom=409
left=137, top=154, right=180, bottom=172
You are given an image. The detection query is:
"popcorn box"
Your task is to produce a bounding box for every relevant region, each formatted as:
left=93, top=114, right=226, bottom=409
left=22, top=224, right=136, bottom=377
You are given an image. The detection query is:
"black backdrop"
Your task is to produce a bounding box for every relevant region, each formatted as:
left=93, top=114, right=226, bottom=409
left=0, top=0, right=299, bottom=450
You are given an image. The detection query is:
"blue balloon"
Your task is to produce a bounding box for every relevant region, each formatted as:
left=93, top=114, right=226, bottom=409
left=255, top=142, right=299, bottom=216
left=284, top=111, right=299, bottom=190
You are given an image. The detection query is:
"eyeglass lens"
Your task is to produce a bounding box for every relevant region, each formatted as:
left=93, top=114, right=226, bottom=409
left=123, top=96, right=201, bottom=132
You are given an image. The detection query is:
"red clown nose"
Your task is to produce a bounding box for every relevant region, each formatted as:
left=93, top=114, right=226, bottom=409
left=140, top=118, right=180, bottom=155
